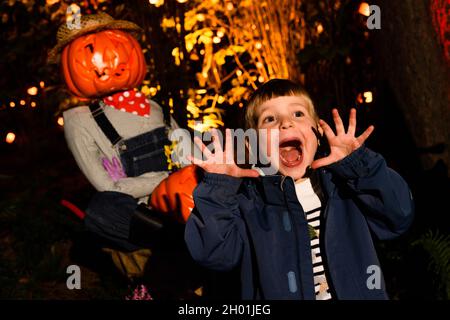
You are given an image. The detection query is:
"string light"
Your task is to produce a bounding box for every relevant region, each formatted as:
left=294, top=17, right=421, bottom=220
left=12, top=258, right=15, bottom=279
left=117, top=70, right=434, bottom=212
left=5, top=132, right=15, bottom=144
left=356, top=93, right=364, bottom=104
left=149, top=0, right=164, bottom=7
left=213, top=36, right=221, bottom=44
left=363, top=91, right=373, bottom=103
left=358, top=2, right=370, bottom=17
left=9, top=102, right=15, bottom=108
left=255, top=42, right=262, bottom=50
left=226, top=2, right=234, bottom=11
left=27, top=87, right=38, bottom=96
left=20, top=100, right=25, bottom=106
left=57, top=117, right=64, bottom=126
left=316, top=23, right=324, bottom=34
left=31, top=102, right=36, bottom=108
left=39, top=81, right=45, bottom=88
left=149, top=87, right=158, bottom=96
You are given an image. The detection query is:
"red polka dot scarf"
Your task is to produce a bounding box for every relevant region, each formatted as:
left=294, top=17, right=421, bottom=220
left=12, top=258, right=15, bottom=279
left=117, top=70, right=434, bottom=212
left=103, top=89, right=151, bottom=117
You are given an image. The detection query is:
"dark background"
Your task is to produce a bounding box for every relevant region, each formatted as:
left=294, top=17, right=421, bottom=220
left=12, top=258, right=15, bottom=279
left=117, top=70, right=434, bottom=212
left=0, top=0, right=448, bottom=300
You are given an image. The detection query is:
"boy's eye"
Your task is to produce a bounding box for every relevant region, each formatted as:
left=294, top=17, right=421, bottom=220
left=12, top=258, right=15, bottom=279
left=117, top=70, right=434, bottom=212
left=263, top=116, right=275, bottom=123
left=294, top=111, right=304, bottom=117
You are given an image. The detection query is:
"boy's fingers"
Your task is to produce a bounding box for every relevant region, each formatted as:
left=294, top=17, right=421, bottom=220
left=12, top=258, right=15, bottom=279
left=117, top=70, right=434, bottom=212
left=319, top=119, right=335, bottom=140
left=187, top=154, right=205, bottom=166
left=348, top=108, right=357, bottom=136
left=356, top=125, right=375, bottom=145
left=193, top=136, right=212, bottom=159
left=211, top=128, right=223, bottom=154
left=236, top=168, right=260, bottom=178
left=225, top=128, right=234, bottom=164
left=311, top=157, right=333, bottom=170
left=332, top=109, right=345, bottom=135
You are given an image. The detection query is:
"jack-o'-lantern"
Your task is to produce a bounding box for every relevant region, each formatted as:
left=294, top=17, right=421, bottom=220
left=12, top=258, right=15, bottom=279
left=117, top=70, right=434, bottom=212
left=150, top=165, right=199, bottom=223
left=61, top=29, right=147, bottom=98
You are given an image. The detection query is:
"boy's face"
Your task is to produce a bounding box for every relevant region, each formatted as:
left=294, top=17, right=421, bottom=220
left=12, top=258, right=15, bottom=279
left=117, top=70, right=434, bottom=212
left=256, top=95, right=319, bottom=182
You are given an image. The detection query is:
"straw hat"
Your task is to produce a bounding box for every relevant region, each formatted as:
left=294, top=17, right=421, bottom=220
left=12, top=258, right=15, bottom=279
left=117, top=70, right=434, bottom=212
left=48, top=12, right=142, bottom=64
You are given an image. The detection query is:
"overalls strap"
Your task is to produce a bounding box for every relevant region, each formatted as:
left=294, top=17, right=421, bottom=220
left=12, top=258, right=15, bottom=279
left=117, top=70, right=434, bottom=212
left=89, top=100, right=123, bottom=146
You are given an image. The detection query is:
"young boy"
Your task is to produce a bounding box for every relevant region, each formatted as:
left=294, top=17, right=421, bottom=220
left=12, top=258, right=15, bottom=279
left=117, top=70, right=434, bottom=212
left=185, top=79, right=414, bottom=300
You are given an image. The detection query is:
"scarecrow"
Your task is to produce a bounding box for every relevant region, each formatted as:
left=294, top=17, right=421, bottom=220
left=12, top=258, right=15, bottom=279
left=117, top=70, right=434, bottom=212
left=48, top=12, right=198, bottom=279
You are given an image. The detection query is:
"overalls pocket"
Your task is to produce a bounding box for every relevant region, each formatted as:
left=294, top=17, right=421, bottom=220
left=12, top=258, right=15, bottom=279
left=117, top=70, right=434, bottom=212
left=119, top=126, right=171, bottom=177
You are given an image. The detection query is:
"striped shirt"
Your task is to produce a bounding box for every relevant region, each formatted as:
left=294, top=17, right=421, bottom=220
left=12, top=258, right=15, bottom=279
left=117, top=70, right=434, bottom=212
left=295, top=178, right=332, bottom=300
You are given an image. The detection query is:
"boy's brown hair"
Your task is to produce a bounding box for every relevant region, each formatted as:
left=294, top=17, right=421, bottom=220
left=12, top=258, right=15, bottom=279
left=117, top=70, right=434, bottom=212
left=245, top=79, right=318, bottom=129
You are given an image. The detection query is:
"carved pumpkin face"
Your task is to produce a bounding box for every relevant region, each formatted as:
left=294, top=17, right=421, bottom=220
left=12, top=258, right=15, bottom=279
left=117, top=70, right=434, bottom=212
left=61, top=29, right=147, bottom=98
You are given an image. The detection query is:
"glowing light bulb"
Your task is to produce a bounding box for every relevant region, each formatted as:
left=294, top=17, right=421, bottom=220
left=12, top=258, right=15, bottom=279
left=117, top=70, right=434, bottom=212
left=57, top=116, right=64, bottom=126
left=363, top=91, right=373, bottom=103
left=20, top=100, right=25, bottom=106
left=27, top=87, right=38, bottom=96
left=9, top=102, right=15, bottom=108
left=358, top=2, right=370, bottom=17
left=255, top=42, right=262, bottom=50
left=31, top=102, right=36, bottom=108
left=6, top=132, right=15, bottom=144
left=316, top=23, right=324, bottom=34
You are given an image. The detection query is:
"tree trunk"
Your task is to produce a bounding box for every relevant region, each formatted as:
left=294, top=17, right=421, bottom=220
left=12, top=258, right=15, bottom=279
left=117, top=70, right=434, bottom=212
left=373, top=0, right=450, bottom=175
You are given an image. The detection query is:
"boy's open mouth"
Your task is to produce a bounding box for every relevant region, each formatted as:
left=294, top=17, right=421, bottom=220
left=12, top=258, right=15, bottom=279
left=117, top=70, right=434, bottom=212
left=279, top=138, right=303, bottom=168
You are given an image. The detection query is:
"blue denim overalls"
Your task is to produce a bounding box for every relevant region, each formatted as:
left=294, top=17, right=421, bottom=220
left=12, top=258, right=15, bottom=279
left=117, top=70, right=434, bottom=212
left=85, top=101, right=171, bottom=251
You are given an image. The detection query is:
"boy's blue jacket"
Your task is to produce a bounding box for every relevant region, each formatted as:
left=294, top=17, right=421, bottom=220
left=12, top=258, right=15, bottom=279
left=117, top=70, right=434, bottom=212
left=185, top=147, right=414, bottom=300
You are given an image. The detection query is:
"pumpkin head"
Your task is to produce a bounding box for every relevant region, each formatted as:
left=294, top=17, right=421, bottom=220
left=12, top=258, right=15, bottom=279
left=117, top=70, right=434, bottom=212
left=150, top=165, right=199, bottom=223
left=61, top=29, right=146, bottom=98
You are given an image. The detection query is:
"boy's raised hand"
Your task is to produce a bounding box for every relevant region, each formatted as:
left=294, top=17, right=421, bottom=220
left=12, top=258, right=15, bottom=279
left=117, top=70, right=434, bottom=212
left=311, top=108, right=374, bottom=169
left=187, top=128, right=260, bottom=178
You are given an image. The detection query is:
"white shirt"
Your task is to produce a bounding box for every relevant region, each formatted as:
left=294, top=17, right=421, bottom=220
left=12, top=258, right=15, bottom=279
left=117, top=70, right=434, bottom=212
left=295, top=178, right=332, bottom=300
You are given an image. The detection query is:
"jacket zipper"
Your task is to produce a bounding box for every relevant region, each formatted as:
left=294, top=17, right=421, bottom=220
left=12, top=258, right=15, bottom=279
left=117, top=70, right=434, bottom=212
left=280, top=176, right=307, bottom=299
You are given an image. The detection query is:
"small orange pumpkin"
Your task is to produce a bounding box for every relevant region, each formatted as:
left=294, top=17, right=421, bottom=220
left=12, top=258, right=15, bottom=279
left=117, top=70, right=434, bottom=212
left=61, top=29, right=146, bottom=98
left=150, top=165, right=199, bottom=223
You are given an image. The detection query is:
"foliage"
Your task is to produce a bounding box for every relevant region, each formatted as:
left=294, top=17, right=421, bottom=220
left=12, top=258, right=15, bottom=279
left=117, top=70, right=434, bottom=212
left=412, top=230, right=450, bottom=299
